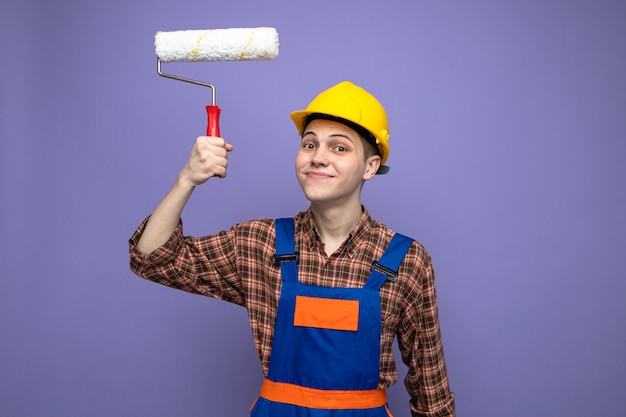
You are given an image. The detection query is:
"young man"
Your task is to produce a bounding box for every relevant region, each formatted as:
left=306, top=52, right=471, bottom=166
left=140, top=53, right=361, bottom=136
left=129, top=81, right=455, bottom=417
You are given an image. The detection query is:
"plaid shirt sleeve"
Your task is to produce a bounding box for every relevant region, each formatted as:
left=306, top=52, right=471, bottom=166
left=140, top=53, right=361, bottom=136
left=128, top=216, right=281, bottom=374
left=397, top=244, right=455, bottom=417
left=128, top=216, right=247, bottom=306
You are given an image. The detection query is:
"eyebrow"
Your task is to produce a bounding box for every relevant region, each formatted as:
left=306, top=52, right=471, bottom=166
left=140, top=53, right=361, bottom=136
left=302, top=130, right=356, bottom=143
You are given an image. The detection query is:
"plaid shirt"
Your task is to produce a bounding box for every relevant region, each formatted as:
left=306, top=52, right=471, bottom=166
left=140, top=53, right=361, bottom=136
left=129, top=207, right=455, bottom=417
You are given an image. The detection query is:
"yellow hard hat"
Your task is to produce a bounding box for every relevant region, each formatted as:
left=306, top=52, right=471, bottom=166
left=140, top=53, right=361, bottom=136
left=290, top=81, right=390, bottom=174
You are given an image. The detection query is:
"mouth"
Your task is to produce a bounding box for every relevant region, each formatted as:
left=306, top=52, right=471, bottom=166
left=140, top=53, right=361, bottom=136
left=305, top=171, right=334, bottom=179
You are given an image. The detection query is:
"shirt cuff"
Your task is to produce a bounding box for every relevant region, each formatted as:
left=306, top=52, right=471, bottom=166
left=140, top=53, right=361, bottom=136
left=128, top=216, right=184, bottom=267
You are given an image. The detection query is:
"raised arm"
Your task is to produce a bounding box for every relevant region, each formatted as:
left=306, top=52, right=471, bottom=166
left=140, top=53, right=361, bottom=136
left=136, top=136, right=234, bottom=255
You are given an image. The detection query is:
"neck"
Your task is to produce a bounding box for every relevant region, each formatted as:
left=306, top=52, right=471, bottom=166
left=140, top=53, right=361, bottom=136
left=310, top=201, right=363, bottom=256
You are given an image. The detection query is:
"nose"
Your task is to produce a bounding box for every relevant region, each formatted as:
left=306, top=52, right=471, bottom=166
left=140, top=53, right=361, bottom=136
left=311, top=147, right=329, bottom=166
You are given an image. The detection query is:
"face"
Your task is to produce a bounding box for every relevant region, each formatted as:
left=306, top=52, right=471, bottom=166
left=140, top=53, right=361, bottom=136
left=295, top=119, right=380, bottom=208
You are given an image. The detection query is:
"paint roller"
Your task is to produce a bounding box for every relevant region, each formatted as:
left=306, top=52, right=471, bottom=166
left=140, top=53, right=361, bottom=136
left=154, top=27, right=279, bottom=136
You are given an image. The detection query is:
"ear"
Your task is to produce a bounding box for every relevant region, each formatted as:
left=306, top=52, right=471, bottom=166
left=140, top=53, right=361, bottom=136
left=363, top=155, right=381, bottom=181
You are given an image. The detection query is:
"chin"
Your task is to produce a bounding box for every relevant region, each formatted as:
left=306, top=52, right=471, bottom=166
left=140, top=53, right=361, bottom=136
left=300, top=185, right=335, bottom=204
left=302, top=190, right=328, bottom=203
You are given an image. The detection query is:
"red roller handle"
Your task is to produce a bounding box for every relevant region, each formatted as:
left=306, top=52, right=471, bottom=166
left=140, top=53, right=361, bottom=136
left=206, top=105, right=221, bottom=137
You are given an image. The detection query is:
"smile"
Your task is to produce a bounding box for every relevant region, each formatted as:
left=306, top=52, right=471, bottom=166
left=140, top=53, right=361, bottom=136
left=305, top=171, right=334, bottom=179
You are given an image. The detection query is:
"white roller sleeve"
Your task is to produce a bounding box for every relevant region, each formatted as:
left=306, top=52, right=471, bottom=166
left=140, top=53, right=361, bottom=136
left=155, top=27, right=279, bottom=62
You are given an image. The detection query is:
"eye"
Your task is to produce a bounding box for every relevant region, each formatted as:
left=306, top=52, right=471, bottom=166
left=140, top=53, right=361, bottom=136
left=302, top=142, right=316, bottom=150
left=334, top=145, right=347, bottom=152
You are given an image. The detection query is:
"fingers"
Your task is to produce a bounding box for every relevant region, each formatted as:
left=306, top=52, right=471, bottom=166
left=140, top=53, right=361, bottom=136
left=196, top=136, right=234, bottom=155
left=183, top=136, right=234, bottom=185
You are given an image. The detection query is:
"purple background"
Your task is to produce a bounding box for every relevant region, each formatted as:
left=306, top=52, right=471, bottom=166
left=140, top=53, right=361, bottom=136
left=1, top=1, right=625, bottom=416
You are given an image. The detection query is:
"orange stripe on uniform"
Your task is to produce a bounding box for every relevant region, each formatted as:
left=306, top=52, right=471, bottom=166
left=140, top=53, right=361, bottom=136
left=293, top=295, right=359, bottom=331
left=260, top=379, right=387, bottom=409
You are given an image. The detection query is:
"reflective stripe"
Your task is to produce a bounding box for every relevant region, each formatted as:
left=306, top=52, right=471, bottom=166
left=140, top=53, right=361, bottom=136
left=260, top=379, right=387, bottom=409
left=294, top=296, right=359, bottom=331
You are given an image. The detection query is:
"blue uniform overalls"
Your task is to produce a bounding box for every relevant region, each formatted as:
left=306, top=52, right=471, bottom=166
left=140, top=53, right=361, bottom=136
left=250, top=218, right=413, bottom=417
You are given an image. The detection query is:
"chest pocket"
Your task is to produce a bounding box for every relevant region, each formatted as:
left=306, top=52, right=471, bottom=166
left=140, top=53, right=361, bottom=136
left=294, top=296, right=359, bottom=331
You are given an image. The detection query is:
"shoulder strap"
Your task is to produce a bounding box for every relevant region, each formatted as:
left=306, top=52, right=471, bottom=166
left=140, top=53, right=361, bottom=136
left=273, top=218, right=298, bottom=283
left=365, top=233, right=414, bottom=290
